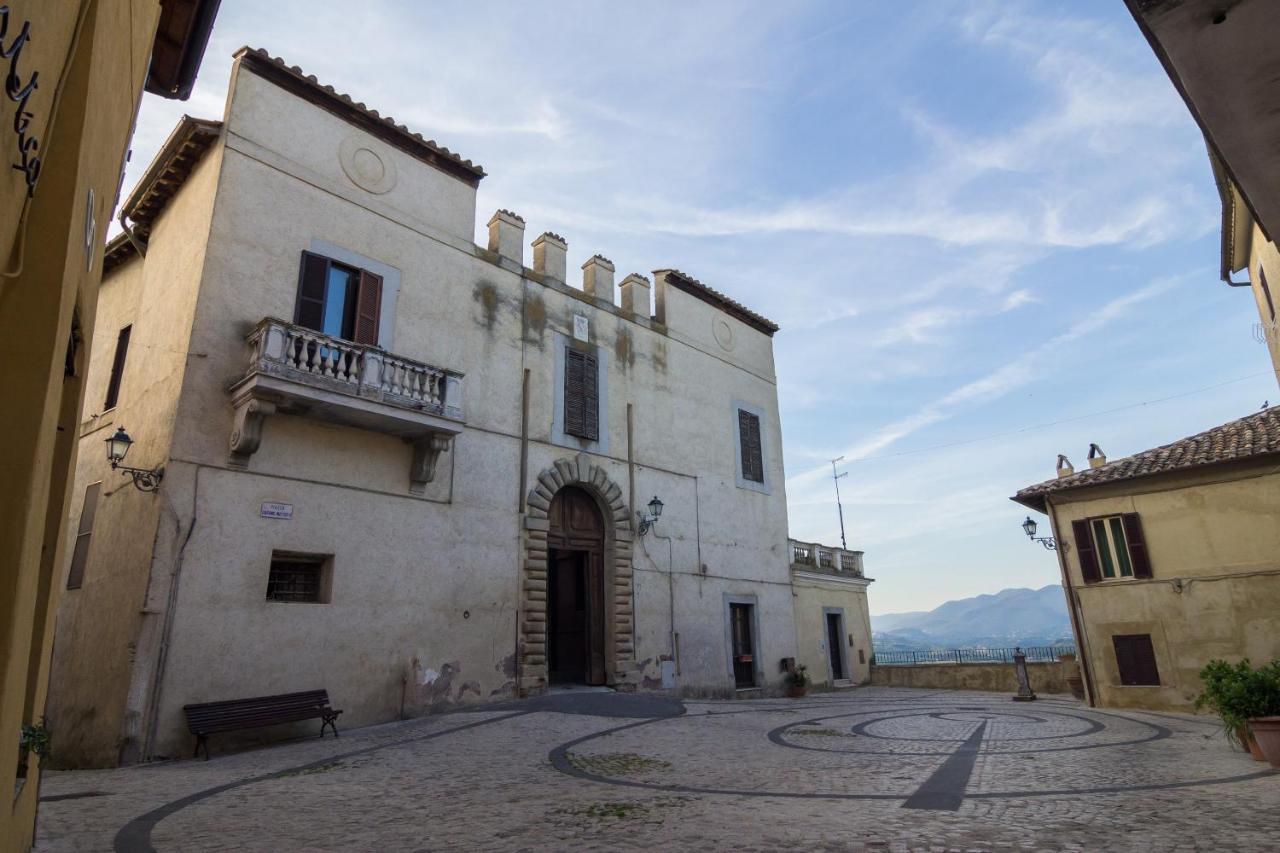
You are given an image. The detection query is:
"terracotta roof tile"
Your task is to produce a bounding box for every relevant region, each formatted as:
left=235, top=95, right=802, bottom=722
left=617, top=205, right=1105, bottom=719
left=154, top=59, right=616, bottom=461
left=1013, top=408, right=1280, bottom=510
left=653, top=269, right=779, bottom=336
left=235, top=47, right=485, bottom=186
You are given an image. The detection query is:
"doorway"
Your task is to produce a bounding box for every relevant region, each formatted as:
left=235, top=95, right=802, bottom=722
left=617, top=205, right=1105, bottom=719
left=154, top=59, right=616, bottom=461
left=730, top=602, right=756, bottom=689
left=826, top=611, right=846, bottom=681
left=547, top=487, right=606, bottom=685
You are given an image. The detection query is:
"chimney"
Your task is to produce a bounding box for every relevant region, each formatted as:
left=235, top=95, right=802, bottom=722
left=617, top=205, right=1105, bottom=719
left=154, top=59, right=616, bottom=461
left=487, top=209, right=525, bottom=265
left=1088, top=443, right=1107, bottom=469
left=531, top=232, right=567, bottom=282
left=582, top=254, right=615, bottom=304
left=620, top=273, right=651, bottom=319
left=1056, top=454, right=1074, bottom=478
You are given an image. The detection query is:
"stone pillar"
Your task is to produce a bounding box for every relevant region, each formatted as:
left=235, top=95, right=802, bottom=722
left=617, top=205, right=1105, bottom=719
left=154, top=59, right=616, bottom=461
left=531, top=232, right=567, bottom=282
left=487, top=209, right=525, bottom=265
left=582, top=254, right=615, bottom=304
left=620, top=273, right=651, bottom=319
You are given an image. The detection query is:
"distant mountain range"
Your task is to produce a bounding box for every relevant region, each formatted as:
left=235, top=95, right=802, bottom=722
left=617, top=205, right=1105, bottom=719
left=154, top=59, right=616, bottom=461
left=872, top=585, right=1075, bottom=651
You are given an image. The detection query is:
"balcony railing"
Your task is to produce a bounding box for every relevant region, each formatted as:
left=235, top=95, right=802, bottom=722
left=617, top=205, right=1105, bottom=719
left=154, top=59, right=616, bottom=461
left=789, top=539, right=865, bottom=578
left=227, top=318, right=465, bottom=494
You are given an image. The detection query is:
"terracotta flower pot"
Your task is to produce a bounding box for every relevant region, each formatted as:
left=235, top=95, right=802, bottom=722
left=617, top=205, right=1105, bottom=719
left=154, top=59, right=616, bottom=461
left=787, top=685, right=807, bottom=698
left=1248, top=717, right=1280, bottom=768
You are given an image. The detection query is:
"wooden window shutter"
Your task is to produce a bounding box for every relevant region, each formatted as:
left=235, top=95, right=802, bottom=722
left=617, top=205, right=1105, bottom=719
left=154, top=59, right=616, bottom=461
left=564, top=348, right=586, bottom=438
left=1121, top=513, right=1152, bottom=579
left=739, top=409, right=763, bottom=483
left=1113, top=634, right=1160, bottom=686
left=295, top=251, right=330, bottom=332
left=103, top=325, right=131, bottom=410
left=353, top=269, right=383, bottom=345
left=67, top=482, right=101, bottom=590
left=1071, top=519, right=1101, bottom=584
left=582, top=350, right=599, bottom=441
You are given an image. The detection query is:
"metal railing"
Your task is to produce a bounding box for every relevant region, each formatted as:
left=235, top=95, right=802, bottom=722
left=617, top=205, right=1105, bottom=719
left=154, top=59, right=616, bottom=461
left=871, top=645, right=1076, bottom=666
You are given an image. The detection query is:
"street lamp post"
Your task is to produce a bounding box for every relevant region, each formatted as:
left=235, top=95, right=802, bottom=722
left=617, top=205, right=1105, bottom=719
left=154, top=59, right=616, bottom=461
left=1021, top=516, right=1056, bottom=550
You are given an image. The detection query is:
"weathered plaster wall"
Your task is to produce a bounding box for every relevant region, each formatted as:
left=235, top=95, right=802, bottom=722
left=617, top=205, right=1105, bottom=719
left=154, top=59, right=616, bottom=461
left=791, top=573, right=873, bottom=688
left=78, top=55, right=802, bottom=760
left=46, top=141, right=224, bottom=768
left=870, top=662, right=1069, bottom=695
left=1048, top=461, right=1280, bottom=711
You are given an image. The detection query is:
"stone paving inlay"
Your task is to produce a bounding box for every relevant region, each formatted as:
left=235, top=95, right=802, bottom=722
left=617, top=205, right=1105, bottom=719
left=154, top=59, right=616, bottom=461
left=33, top=688, right=1280, bottom=852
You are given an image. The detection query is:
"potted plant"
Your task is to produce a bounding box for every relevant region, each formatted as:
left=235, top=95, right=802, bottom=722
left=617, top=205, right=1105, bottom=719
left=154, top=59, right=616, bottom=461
left=17, top=718, right=51, bottom=779
left=1244, top=661, right=1280, bottom=769
left=785, top=664, right=810, bottom=698
left=1194, top=659, right=1280, bottom=765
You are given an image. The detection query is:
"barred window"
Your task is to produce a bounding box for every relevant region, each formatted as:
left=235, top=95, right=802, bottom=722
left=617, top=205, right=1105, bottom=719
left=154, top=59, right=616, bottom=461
left=266, top=552, right=331, bottom=603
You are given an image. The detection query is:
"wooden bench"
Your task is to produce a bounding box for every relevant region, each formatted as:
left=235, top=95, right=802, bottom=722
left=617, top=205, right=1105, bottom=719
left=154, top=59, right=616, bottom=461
left=183, top=689, right=342, bottom=760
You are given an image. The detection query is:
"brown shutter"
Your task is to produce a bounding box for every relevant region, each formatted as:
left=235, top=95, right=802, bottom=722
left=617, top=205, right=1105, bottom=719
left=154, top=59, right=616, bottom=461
left=1072, top=519, right=1101, bottom=584
left=564, top=348, right=586, bottom=437
left=67, top=482, right=101, bottom=590
left=295, top=251, right=330, bottom=332
left=739, top=409, right=763, bottom=482
left=582, top=350, right=599, bottom=441
left=1121, top=513, right=1152, bottom=579
left=1113, top=634, right=1160, bottom=686
left=353, top=269, right=383, bottom=345
left=103, top=325, right=131, bottom=410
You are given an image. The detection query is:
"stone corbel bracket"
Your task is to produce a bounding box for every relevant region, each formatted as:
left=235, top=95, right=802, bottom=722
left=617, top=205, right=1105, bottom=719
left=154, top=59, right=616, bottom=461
left=409, top=434, right=453, bottom=495
left=229, top=397, right=277, bottom=468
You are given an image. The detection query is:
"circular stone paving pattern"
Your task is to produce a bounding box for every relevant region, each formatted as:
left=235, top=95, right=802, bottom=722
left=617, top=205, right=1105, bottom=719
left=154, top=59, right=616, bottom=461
left=550, top=697, right=1274, bottom=810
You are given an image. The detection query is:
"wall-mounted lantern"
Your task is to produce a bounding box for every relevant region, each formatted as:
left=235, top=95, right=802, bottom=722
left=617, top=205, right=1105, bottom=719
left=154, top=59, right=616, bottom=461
left=105, top=427, right=164, bottom=492
left=637, top=495, right=664, bottom=536
left=1021, top=515, right=1056, bottom=550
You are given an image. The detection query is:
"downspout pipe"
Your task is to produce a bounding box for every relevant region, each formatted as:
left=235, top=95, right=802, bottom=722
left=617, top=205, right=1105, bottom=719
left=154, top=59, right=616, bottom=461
left=118, top=208, right=147, bottom=259
left=1046, top=497, right=1098, bottom=707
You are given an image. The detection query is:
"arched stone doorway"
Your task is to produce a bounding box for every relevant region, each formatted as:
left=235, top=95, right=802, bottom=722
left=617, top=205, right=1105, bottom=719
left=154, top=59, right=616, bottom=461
left=547, top=487, right=606, bottom=684
left=521, top=454, right=636, bottom=695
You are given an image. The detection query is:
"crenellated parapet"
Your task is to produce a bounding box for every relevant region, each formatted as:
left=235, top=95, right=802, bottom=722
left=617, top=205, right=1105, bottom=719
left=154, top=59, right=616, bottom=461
left=484, top=208, right=779, bottom=341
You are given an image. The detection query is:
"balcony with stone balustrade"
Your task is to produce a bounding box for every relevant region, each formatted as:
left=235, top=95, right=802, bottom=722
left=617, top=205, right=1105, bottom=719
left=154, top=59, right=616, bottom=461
left=789, top=539, right=866, bottom=579
left=226, top=317, right=465, bottom=494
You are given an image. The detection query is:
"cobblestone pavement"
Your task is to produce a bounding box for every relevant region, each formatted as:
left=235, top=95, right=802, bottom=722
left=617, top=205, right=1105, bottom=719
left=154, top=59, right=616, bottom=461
left=34, top=688, right=1280, bottom=852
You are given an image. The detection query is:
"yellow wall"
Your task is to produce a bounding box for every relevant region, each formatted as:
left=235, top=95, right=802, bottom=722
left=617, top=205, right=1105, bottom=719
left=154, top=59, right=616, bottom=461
left=790, top=573, right=873, bottom=688
left=1246, top=221, right=1280, bottom=387
left=0, top=2, right=161, bottom=849
left=45, top=138, right=223, bottom=769
left=1047, top=460, right=1280, bottom=712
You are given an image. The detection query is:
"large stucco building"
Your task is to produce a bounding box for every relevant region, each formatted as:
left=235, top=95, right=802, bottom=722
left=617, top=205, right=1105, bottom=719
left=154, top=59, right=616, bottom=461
left=0, top=2, right=217, bottom=849
left=1013, top=412, right=1280, bottom=711
left=46, top=48, right=873, bottom=768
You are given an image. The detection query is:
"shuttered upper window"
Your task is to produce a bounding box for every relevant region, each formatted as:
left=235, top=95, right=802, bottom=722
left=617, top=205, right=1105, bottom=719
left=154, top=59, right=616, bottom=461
left=67, top=482, right=101, bottom=590
left=295, top=250, right=382, bottom=345
left=738, top=409, right=764, bottom=483
left=1071, top=513, right=1152, bottom=584
left=563, top=347, right=599, bottom=441
left=103, top=325, right=131, bottom=410
left=1113, top=634, right=1160, bottom=686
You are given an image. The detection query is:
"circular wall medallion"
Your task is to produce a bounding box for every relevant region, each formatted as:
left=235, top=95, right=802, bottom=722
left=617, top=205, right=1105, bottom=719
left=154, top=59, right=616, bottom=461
left=713, top=317, right=734, bottom=351
left=339, top=135, right=397, bottom=194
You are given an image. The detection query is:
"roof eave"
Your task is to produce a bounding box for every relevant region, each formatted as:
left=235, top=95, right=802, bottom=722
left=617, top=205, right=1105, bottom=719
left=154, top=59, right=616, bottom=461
left=144, top=0, right=222, bottom=100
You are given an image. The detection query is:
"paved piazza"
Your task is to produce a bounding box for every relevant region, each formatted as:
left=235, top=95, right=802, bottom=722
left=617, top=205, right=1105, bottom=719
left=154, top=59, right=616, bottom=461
left=35, top=687, right=1279, bottom=852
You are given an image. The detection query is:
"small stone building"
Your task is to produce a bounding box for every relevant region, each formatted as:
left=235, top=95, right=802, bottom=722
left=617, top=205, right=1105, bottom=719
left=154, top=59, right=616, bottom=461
left=1013, top=410, right=1280, bottom=711
left=44, top=48, right=874, bottom=767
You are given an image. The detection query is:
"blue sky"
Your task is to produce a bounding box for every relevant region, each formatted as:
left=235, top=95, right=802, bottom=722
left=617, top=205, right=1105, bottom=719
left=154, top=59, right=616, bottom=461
left=123, top=1, right=1276, bottom=614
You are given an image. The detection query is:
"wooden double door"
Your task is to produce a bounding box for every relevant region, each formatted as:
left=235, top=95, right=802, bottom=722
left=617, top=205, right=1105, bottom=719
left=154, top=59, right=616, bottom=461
left=547, top=487, right=607, bottom=685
